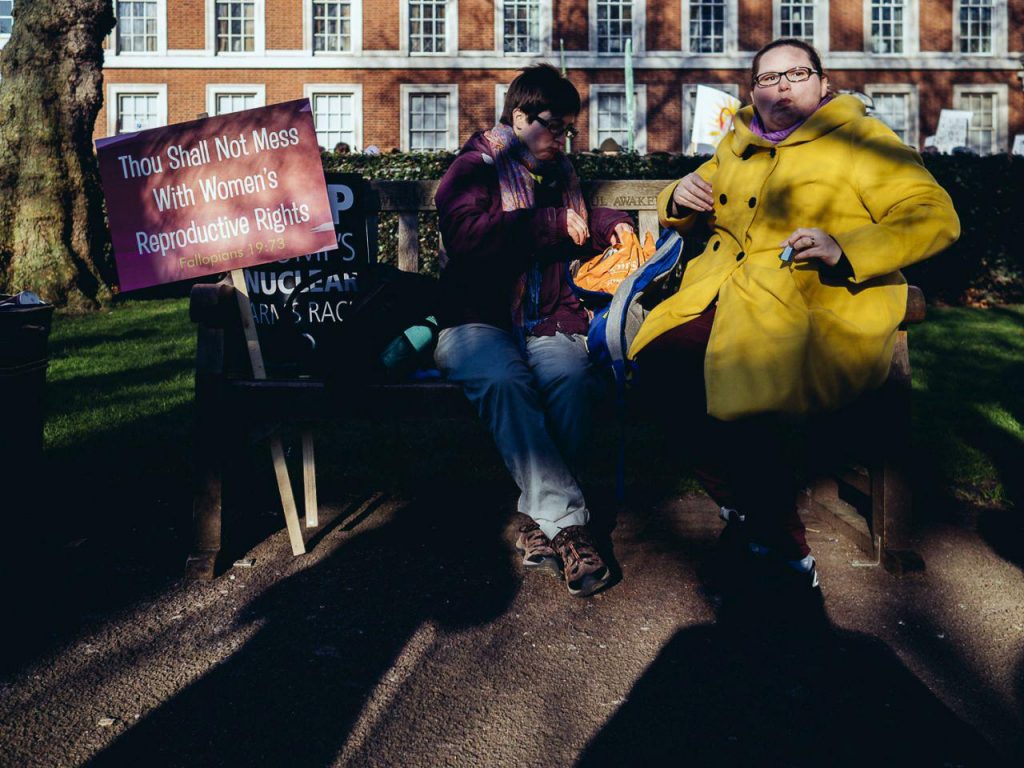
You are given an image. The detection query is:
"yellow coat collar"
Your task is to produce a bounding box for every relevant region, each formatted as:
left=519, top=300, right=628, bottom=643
left=729, top=94, right=867, bottom=156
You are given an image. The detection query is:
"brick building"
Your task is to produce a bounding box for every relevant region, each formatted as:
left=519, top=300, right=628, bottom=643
left=3, top=1, right=1020, bottom=153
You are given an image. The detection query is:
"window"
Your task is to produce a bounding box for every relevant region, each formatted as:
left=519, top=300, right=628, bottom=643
left=305, top=85, right=362, bottom=151
left=867, top=0, right=917, bottom=54
left=312, top=1, right=352, bottom=51
left=495, top=84, right=509, bottom=125
left=681, top=83, right=740, bottom=154
left=216, top=1, right=256, bottom=52
left=206, top=84, right=266, bottom=116
left=777, top=0, right=815, bottom=44
left=408, top=0, right=449, bottom=53
left=503, top=0, right=541, bottom=52
left=954, top=85, right=1008, bottom=154
left=107, top=84, right=168, bottom=136
left=689, top=0, right=726, bottom=53
left=401, top=85, right=458, bottom=152
left=589, top=85, right=647, bottom=153
left=116, top=1, right=158, bottom=52
left=866, top=84, right=918, bottom=148
left=0, top=0, right=12, bottom=36
left=594, top=0, right=634, bottom=53
left=958, top=0, right=993, bottom=53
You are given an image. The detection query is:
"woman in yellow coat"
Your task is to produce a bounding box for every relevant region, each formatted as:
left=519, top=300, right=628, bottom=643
left=634, top=39, right=959, bottom=587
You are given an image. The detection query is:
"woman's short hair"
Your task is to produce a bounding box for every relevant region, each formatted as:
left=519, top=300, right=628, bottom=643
left=750, top=38, right=825, bottom=85
left=499, top=64, right=581, bottom=126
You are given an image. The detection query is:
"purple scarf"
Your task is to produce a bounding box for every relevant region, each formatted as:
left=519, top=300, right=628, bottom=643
left=482, top=124, right=586, bottom=338
left=751, top=95, right=833, bottom=143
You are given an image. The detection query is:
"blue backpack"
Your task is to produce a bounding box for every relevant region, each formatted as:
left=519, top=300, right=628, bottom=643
left=586, top=228, right=689, bottom=393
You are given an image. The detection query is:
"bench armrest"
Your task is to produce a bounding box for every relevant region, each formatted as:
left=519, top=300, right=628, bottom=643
left=904, top=286, right=925, bottom=326
left=189, top=280, right=237, bottom=328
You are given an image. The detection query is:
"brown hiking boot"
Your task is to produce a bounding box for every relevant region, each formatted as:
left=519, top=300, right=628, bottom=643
left=514, top=522, right=561, bottom=576
left=550, top=525, right=611, bottom=597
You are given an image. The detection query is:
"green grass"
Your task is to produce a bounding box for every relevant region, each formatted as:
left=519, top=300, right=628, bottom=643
left=909, top=305, right=1024, bottom=509
left=40, top=300, right=1023, bottom=527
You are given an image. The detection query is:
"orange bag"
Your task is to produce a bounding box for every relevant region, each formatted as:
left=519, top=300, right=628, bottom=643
left=572, top=230, right=656, bottom=296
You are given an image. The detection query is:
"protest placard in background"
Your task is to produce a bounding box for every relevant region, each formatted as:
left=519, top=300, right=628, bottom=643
left=690, top=85, right=740, bottom=154
left=932, top=109, right=973, bottom=154
left=242, top=172, right=371, bottom=374
left=95, top=99, right=337, bottom=291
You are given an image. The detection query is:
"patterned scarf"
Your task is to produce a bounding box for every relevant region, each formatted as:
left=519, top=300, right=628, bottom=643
left=751, top=94, right=834, bottom=143
left=483, top=124, right=587, bottom=341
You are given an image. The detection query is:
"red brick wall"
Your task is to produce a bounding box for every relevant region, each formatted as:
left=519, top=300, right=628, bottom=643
left=554, top=0, right=589, bottom=51
left=459, top=0, right=494, bottom=50
left=1010, top=1, right=1024, bottom=51
left=738, top=0, right=772, bottom=53
left=830, top=0, right=863, bottom=51
left=364, top=0, right=400, bottom=49
left=920, top=0, right=953, bottom=52
left=169, top=0, right=206, bottom=49
left=647, top=0, right=681, bottom=52
left=266, top=0, right=304, bottom=50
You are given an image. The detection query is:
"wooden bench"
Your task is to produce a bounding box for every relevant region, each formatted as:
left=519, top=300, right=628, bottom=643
left=185, top=178, right=926, bottom=581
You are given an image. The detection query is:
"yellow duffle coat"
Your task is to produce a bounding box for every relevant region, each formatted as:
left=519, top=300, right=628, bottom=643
left=629, top=95, right=960, bottom=420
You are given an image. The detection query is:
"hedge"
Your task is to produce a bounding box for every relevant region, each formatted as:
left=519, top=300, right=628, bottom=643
left=323, top=150, right=1023, bottom=306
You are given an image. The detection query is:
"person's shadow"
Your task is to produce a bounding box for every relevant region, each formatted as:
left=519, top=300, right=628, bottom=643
left=577, top=550, right=1009, bottom=768
left=85, top=483, right=518, bottom=767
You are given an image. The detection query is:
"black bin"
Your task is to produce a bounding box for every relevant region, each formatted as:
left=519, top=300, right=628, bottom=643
left=0, top=296, right=55, bottom=481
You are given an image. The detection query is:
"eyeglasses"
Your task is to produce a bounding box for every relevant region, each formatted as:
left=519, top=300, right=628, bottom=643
left=533, top=114, right=579, bottom=140
left=752, top=67, right=821, bottom=88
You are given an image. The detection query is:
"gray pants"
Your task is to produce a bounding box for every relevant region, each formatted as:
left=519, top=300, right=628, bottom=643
left=434, top=323, right=600, bottom=539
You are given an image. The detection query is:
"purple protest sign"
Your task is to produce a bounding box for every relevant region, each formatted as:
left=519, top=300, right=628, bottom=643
left=95, top=99, right=336, bottom=292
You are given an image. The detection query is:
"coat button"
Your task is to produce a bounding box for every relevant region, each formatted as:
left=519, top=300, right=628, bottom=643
left=719, top=193, right=728, bottom=205
left=770, top=148, right=777, bottom=158
left=748, top=197, right=756, bottom=208
left=736, top=251, right=745, bottom=261
left=712, top=241, right=720, bottom=251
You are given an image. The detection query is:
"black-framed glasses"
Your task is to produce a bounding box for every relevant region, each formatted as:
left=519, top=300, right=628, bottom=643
left=752, top=67, right=821, bottom=88
left=533, top=114, right=579, bottom=140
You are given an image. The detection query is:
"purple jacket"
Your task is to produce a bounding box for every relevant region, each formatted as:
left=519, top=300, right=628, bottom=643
left=435, top=132, right=631, bottom=335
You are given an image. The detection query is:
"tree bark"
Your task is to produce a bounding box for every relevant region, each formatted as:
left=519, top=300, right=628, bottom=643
left=0, top=0, right=115, bottom=310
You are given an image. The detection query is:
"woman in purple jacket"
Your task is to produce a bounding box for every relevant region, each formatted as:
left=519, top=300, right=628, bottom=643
left=434, top=64, right=633, bottom=598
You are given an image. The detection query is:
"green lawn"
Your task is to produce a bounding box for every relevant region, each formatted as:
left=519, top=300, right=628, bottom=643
left=41, top=299, right=1023, bottom=525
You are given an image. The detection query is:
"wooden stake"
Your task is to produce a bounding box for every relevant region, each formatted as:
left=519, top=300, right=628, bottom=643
left=229, top=268, right=306, bottom=556
left=302, top=430, right=319, bottom=528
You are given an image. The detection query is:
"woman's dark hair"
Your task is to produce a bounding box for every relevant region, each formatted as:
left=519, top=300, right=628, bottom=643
left=750, top=38, right=825, bottom=85
left=499, top=63, right=581, bottom=126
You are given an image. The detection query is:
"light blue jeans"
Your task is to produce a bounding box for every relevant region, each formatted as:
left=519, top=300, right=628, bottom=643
left=434, top=323, right=600, bottom=539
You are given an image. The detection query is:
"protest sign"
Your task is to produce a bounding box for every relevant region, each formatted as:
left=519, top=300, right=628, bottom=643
left=933, top=109, right=973, bottom=154
left=1012, top=135, right=1024, bottom=156
left=690, top=85, right=740, bottom=154
left=95, top=99, right=337, bottom=291
left=242, top=172, right=370, bottom=374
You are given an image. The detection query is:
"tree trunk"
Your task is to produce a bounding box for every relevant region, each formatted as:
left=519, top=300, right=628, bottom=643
left=0, top=0, right=115, bottom=310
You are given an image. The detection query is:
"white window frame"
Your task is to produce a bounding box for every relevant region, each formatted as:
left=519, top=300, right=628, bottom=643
left=494, top=0, right=552, bottom=54
left=681, top=82, right=740, bottom=155
left=589, top=0, right=646, bottom=55
left=588, top=84, right=647, bottom=153
left=205, top=0, right=266, bottom=55
left=400, top=0, right=458, bottom=56
left=400, top=84, right=459, bottom=152
left=772, top=0, right=829, bottom=53
left=952, top=0, right=1007, bottom=57
left=495, top=83, right=510, bottom=125
left=304, top=84, right=363, bottom=150
left=864, top=83, right=919, bottom=149
left=303, top=0, right=363, bottom=55
left=110, top=0, right=168, bottom=56
left=106, top=83, right=168, bottom=136
left=953, top=82, right=1008, bottom=154
left=863, top=0, right=918, bottom=55
left=0, top=0, right=13, bottom=46
left=205, top=83, right=267, bottom=116
left=681, top=0, right=738, bottom=55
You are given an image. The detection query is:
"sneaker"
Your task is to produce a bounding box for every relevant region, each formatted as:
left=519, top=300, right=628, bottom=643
left=719, top=506, right=746, bottom=525
left=550, top=525, right=612, bottom=597
left=514, top=523, right=561, bottom=576
left=786, top=554, right=820, bottom=589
